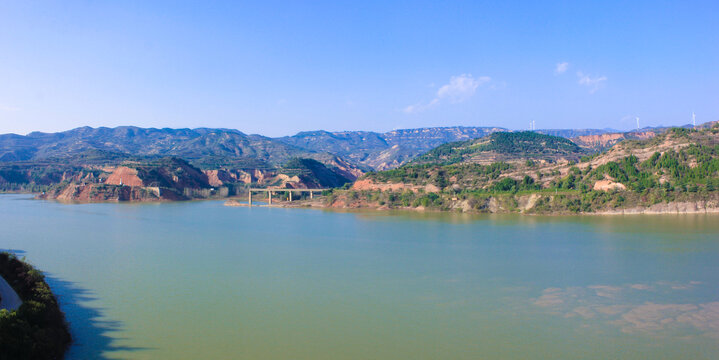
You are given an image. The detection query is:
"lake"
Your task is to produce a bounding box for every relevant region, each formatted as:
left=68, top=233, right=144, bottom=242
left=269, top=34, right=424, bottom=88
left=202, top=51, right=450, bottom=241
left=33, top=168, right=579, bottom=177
left=1, top=194, right=718, bottom=359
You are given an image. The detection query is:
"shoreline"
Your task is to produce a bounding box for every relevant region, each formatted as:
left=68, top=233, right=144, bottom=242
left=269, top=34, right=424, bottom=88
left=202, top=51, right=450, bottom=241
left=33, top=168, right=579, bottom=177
left=4, top=192, right=719, bottom=216
left=0, top=252, right=72, bottom=359
left=224, top=197, right=719, bottom=216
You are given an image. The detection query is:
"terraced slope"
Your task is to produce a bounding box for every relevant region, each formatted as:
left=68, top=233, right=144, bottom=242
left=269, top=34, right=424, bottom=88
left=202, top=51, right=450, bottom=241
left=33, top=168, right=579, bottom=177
left=335, top=123, right=719, bottom=214
left=411, top=131, right=588, bottom=166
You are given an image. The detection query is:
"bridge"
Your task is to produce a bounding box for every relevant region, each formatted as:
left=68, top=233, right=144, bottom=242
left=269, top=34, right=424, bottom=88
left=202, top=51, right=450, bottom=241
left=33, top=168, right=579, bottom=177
left=247, top=188, right=326, bottom=206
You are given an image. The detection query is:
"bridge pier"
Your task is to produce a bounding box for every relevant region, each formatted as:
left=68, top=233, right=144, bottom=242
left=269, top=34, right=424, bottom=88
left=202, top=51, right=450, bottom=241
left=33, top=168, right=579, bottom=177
left=247, top=188, right=325, bottom=207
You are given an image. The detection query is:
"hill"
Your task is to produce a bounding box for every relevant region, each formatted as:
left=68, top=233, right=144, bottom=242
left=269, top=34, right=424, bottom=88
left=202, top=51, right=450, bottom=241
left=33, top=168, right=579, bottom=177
left=330, top=123, right=719, bottom=214
left=277, top=126, right=508, bottom=170
left=277, top=127, right=614, bottom=170
left=0, top=127, right=365, bottom=196
left=39, top=157, right=215, bottom=202
left=411, top=131, right=588, bottom=166
left=0, top=124, right=701, bottom=203
left=0, top=125, right=618, bottom=173
left=279, top=158, right=352, bottom=188
left=0, top=126, right=357, bottom=172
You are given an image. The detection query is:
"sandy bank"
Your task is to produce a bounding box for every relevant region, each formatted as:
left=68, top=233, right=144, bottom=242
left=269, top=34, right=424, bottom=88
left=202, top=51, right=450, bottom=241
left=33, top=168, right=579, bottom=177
left=229, top=196, right=719, bottom=216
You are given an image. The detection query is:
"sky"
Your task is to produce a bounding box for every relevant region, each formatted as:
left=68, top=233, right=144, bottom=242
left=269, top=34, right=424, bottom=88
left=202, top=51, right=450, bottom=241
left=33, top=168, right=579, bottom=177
left=0, top=1, right=717, bottom=136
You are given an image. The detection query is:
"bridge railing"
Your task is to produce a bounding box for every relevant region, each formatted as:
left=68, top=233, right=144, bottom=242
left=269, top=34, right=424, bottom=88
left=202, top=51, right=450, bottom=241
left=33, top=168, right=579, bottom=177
left=247, top=188, right=327, bottom=206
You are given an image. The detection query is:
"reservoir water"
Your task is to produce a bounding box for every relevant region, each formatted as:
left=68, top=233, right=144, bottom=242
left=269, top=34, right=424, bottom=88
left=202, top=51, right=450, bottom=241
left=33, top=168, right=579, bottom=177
left=1, top=194, right=718, bottom=359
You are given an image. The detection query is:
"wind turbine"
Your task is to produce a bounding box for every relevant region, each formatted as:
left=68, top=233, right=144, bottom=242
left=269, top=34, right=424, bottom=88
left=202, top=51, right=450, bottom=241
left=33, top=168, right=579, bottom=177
left=692, top=112, right=696, bottom=127
left=635, top=117, right=640, bottom=131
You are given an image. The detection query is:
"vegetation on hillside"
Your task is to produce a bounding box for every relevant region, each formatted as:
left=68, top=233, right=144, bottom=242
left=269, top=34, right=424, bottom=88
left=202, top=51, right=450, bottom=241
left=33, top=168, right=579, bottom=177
left=366, top=162, right=513, bottom=188
left=0, top=252, right=71, bottom=359
left=412, top=131, right=588, bottom=165
left=334, top=124, right=719, bottom=214
left=0, top=127, right=364, bottom=194
left=276, top=126, right=509, bottom=170
left=0, top=126, right=329, bottom=166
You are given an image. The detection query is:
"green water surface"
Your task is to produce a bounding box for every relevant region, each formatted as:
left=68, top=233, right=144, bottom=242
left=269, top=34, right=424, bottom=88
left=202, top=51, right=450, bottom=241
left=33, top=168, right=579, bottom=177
left=1, top=195, right=718, bottom=359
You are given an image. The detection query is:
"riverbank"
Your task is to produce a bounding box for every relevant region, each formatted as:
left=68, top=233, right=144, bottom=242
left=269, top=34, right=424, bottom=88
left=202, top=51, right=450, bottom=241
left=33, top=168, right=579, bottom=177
left=15, top=188, right=719, bottom=216
left=0, top=252, right=71, bottom=360
left=225, top=190, right=719, bottom=216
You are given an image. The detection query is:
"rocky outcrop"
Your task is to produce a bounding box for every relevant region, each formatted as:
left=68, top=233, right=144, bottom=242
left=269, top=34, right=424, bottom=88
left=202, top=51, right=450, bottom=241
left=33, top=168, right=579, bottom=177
left=323, top=189, right=719, bottom=215
left=574, top=133, right=627, bottom=149
left=202, top=169, right=320, bottom=189
left=517, top=193, right=542, bottom=212
left=573, top=131, right=657, bottom=151
left=351, top=179, right=440, bottom=193
left=202, top=169, right=257, bottom=187
left=41, top=183, right=172, bottom=202
left=105, top=166, right=143, bottom=186
left=41, top=157, right=212, bottom=202
left=593, top=180, right=626, bottom=191
left=599, top=201, right=719, bottom=215
left=320, top=156, right=363, bottom=180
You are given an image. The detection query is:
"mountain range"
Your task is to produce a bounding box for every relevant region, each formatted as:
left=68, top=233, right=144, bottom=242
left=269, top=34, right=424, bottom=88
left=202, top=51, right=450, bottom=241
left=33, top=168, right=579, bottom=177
left=0, top=125, right=619, bottom=171
left=0, top=122, right=712, bottom=202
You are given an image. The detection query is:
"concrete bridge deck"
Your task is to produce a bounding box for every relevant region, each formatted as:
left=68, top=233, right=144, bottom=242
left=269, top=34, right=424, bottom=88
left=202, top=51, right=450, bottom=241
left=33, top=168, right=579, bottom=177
left=247, top=188, right=327, bottom=206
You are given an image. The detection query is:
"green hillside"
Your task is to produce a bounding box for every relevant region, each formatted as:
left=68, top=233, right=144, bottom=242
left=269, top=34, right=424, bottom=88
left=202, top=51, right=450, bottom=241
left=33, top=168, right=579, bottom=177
left=412, top=131, right=587, bottom=165
left=339, top=124, right=719, bottom=214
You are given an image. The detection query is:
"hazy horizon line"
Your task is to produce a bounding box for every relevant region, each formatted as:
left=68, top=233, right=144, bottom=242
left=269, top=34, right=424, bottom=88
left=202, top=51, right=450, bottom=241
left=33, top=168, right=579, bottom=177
left=2, top=120, right=710, bottom=138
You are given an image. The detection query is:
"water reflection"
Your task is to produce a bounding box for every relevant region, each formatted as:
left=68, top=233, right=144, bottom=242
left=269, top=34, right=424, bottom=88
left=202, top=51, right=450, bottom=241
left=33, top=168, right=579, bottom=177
left=44, top=275, right=151, bottom=359
left=344, top=208, right=719, bottom=234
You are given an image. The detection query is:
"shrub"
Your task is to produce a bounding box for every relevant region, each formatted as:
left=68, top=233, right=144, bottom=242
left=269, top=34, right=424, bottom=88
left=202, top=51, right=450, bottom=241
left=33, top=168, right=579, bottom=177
left=0, top=253, right=71, bottom=359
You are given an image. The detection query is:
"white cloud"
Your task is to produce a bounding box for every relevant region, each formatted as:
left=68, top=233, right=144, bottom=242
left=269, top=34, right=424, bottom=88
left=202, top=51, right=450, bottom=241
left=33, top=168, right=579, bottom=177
left=404, top=74, right=490, bottom=113
left=555, top=62, right=569, bottom=74
left=577, top=71, right=607, bottom=93
left=437, top=74, right=489, bottom=102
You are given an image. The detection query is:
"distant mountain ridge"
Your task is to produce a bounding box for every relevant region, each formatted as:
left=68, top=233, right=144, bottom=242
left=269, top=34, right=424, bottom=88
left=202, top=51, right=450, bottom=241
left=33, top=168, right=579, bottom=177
left=0, top=126, right=365, bottom=194
left=277, top=126, right=612, bottom=170
left=0, top=126, right=329, bottom=167
left=0, top=125, right=670, bottom=174
left=277, top=126, right=512, bottom=170
left=1, top=125, right=616, bottom=172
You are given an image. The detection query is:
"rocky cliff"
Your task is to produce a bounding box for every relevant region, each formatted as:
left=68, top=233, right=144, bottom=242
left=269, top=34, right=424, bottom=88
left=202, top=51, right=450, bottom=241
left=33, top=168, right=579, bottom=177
left=40, top=157, right=213, bottom=202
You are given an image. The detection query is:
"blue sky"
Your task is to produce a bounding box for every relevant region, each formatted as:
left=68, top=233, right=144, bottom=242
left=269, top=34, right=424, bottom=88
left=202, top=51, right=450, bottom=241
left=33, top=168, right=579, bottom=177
left=0, top=1, right=717, bottom=136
